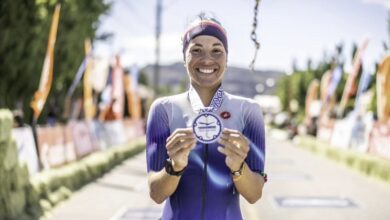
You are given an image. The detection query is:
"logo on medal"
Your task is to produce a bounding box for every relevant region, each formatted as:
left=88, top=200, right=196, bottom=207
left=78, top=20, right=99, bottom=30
left=192, top=112, right=223, bottom=144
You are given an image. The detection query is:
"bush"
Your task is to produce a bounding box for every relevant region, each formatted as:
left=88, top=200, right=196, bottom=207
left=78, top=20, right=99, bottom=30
left=295, top=135, right=390, bottom=187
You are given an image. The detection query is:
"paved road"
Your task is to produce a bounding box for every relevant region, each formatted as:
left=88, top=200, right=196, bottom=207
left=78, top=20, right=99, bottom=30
left=48, top=135, right=390, bottom=220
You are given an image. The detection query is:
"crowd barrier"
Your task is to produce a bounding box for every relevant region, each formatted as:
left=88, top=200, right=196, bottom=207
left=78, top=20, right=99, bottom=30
left=369, top=120, right=390, bottom=160
left=11, top=119, right=145, bottom=175
left=316, top=119, right=334, bottom=142
left=317, top=117, right=390, bottom=159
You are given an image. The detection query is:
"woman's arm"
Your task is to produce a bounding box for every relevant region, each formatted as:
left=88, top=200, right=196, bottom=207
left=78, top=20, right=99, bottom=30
left=148, top=128, right=196, bottom=203
left=231, top=163, right=265, bottom=203
left=217, top=129, right=265, bottom=203
left=217, top=101, right=266, bottom=203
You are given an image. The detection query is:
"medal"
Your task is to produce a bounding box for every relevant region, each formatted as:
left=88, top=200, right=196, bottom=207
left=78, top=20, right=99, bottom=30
left=192, top=112, right=223, bottom=144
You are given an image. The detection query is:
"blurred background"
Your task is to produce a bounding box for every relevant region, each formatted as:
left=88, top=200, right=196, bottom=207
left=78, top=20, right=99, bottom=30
left=1, top=0, right=390, bottom=220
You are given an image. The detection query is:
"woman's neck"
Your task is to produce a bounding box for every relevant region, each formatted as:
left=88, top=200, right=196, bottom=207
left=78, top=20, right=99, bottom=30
left=191, top=83, right=220, bottom=107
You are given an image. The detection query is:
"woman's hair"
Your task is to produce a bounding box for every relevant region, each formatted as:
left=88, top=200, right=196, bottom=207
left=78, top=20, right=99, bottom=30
left=186, top=12, right=224, bottom=30
left=182, top=12, right=228, bottom=59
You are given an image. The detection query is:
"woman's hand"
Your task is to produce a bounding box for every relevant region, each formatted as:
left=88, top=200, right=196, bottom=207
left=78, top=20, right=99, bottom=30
left=166, top=128, right=197, bottom=171
left=217, top=128, right=250, bottom=172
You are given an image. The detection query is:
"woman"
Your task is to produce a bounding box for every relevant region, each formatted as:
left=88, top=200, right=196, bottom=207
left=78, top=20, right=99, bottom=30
left=146, top=14, right=267, bottom=220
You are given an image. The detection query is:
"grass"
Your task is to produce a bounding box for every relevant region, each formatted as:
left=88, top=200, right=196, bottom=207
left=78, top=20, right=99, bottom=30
left=295, top=135, right=390, bottom=187
left=27, top=137, right=146, bottom=220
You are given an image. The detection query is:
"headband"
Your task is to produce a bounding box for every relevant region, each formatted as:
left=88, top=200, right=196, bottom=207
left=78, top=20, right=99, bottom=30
left=182, top=21, right=228, bottom=58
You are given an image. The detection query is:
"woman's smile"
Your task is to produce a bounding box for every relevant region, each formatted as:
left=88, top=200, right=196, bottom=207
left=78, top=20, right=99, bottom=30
left=197, top=68, right=217, bottom=74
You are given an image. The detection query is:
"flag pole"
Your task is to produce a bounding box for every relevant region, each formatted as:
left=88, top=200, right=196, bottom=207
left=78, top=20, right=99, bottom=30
left=30, top=4, right=61, bottom=170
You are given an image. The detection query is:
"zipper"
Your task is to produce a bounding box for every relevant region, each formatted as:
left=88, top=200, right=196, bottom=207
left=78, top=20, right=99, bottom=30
left=201, top=144, right=208, bottom=220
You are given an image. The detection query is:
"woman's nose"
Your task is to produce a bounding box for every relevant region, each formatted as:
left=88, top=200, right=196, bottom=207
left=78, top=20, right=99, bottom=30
left=200, top=53, right=213, bottom=64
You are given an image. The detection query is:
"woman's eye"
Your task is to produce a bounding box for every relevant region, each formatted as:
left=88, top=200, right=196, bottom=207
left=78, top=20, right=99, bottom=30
left=191, top=48, right=201, bottom=53
left=212, top=49, right=222, bottom=54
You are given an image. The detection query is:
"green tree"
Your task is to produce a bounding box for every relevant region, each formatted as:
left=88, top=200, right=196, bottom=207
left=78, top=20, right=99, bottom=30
left=0, top=0, right=110, bottom=123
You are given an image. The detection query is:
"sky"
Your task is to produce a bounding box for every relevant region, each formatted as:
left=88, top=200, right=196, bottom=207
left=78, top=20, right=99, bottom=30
left=94, top=0, right=390, bottom=73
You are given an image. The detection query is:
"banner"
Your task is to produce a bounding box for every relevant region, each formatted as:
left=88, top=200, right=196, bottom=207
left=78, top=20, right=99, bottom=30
left=30, top=4, right=61, bottom=119
left=377, top=52, right=390, bottom=123
left=37, top=126, right=68, bottom=169
left=91, top=57, right=110, bottom=92
left=111, top=55, right=125, bottom=119
left=326, top=65, right=343, bottom=103
left=83, top=39, right=95, bottom=121
left=68, top=121, right=97, bottom=159
left=338, top=39, right=369, bottom=116
left=125, top=74, right=142, bottom=120
left=368, top=120, right=390, bottom=159
left=354, top=70, right=372, bottom=114
left=103, top=120, right=127, bottom=147
left=12, top=127, right=40, bottom=175
left=305, top=79, right=320, bottom=118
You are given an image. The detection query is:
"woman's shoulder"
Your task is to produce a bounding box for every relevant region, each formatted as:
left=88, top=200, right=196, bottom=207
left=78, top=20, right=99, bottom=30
left=223, top=92, right=263, bottom=116
left=151, top=92, right=188, bottom=107
left=224, top=92, right=258, bottom=105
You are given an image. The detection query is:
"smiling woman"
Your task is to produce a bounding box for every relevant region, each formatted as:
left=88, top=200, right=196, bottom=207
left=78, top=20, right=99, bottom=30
left=146, top=13, right=267, bottom=220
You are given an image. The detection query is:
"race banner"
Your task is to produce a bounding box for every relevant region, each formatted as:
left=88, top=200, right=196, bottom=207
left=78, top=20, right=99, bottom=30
left=326, top=65, right=343, bottom=104
left=83, top=39, right=95, bottom=121
left=36, top=125, right=68, bottom=169
left=68, top=121, right=98, bottom=159
left=111, top=56, right=125, bottom=120
left=368, top=120, right=390, bottom=160
left=125, top=74, right=142, bottom=120
left=338, top=39, right=369, bottom=116
left=376, top=52, right=390, bottom=123
left=304, top=79, right=320, bottom=125
left=12, top=127, right=40, bottom=175
left=30, top=4, right=61, bottom=119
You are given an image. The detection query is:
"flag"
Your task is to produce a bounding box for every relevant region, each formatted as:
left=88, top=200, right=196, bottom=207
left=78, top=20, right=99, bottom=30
left=338, top=39, right=369, bottom=116
left=30, top=4, right=61, bottom=119
left=130, top=64, right=140, bottom=92
left=66, top=57, right=88, bottom=98
left=111, top=55, right=125, bottom=119
left=124, top=73, right=142, bottom=120
left=377, top=52, right=390, bottom=123
left=326, top=65, right=343, bottom=103
left=83, top=39, right=95, bottom=121
left=354, top=69, right=372, bottom=114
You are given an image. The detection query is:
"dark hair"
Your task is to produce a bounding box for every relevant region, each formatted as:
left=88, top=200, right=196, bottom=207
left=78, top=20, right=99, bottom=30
left=182, top=12, right=228, bottom=59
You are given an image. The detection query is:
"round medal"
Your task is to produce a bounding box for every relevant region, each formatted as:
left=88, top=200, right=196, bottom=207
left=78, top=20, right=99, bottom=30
left=192, top=112, right=223, bottom=144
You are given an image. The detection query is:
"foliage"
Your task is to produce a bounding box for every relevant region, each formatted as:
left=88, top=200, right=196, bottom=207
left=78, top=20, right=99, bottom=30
left=275, top=43, right=369, bottom=119
left=296, top=135, right=390, bottom=187
left=0, top=0, right=110, bottom=124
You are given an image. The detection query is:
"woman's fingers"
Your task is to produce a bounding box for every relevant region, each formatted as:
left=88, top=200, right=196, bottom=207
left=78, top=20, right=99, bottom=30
left=167, top=133, right=194, bottom=150
left=166, top=128, right=193, bottom=143
left=218, top=138, right=247, bottom=158
left=176, top=139, right=197, bottom=157
left=220, top=129, right=249, bottom=152
left=167, top=138, right=196, bottom=157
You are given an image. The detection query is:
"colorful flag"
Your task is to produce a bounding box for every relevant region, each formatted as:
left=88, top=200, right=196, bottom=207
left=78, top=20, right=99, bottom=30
left=354, top=69, right=372, bottom=114
left=377, top=52, right=390, bottom=123
left=338, top=39, right=369, bottom=116
left=83, top=39, right=95, bottom=121
left=30, top=4, right=61, bottom=119
left=326, top=65, right=343, bottom=103
left=66, top=57, right=88, bottom=98
left=111, top=55, right=125, bottom=119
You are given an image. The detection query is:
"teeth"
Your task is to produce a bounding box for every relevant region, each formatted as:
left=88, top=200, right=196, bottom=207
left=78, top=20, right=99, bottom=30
left=199, top=68, right=214, bottom=74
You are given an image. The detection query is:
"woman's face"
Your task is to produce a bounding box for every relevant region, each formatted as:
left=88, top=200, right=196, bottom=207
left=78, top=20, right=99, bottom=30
left=185, top=35, right=227, bottom=90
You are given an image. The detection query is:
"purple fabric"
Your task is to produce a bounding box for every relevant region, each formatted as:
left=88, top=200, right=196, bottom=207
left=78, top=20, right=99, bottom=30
left=146, top=92, right=266, bottom=220
left=182, top=22, right=228, bottom=57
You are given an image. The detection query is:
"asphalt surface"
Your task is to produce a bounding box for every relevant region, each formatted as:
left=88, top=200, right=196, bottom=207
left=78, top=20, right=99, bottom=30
left=48, top=134, right=390, bottom=220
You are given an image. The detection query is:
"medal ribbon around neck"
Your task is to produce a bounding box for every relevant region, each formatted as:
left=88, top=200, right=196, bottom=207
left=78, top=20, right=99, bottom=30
left=191, top=87, right=224, bottom=143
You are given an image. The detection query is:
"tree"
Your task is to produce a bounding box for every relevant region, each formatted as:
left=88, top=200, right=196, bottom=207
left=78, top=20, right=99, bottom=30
left=0, top=0, right=110, bottom=123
